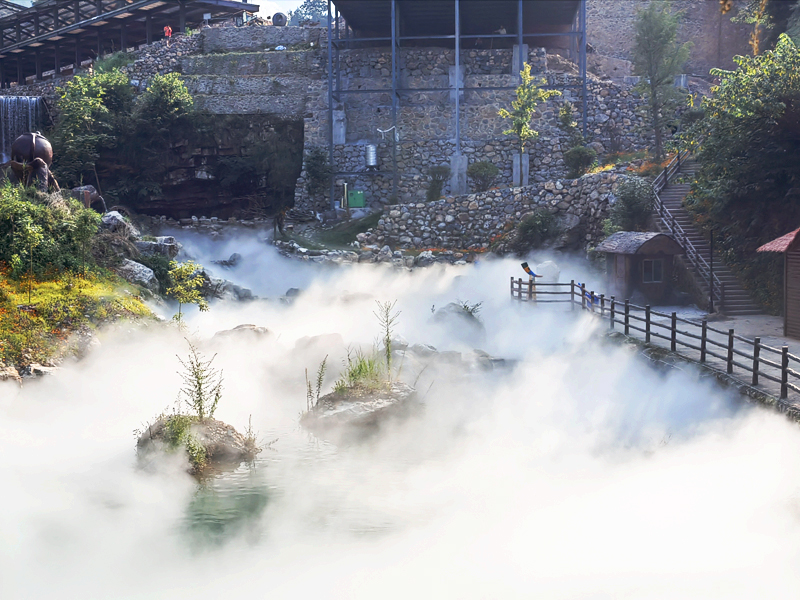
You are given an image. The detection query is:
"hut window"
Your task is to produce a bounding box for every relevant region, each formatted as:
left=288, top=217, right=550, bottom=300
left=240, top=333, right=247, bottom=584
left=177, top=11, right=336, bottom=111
left=642, top=259, right=663, bottom=283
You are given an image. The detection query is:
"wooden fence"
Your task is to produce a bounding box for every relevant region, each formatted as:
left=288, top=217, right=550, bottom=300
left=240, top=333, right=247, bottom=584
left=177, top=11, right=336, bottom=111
left=511, top=278, right=800, bottom=400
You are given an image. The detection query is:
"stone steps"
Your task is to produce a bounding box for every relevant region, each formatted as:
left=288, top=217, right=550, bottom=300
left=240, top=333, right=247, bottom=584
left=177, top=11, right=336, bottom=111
left=656, top=159, right=762, bottom=316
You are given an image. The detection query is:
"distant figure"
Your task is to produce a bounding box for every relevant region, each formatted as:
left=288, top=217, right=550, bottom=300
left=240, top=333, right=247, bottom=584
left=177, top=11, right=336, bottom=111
left=274, top=208, right=286, bottom=237
left=474, top=37, right=484, bottom=49
left=163, top=24, right=172, bottom=46
left=494, top=25, right=506, bottom=35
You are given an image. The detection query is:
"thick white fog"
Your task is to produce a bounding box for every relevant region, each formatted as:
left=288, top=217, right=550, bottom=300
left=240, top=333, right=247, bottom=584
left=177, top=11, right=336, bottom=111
left=2, top=237, right=800, bottom=599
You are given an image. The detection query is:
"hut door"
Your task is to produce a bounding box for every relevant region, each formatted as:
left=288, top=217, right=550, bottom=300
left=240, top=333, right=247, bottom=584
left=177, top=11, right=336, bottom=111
left=615, top=255, right=626, bottom=298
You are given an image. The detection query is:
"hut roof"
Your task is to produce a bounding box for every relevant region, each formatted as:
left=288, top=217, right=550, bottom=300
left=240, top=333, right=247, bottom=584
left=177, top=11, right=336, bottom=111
left=757, top=227, right=800, bottom=253
left=594, top=231, right=683, bottom=255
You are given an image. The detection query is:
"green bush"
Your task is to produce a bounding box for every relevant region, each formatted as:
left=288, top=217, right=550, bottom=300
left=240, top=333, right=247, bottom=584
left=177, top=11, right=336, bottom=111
left=305, top=147, right=332, bottom=197
left=608, top=176, right=655, bottom=232
left=512, top=209, right=558, bottom=254
left=94, top=52, right=135, bottom=73
left=427, top=165, right=451, bottom=202
left=467, top=161, right=500, bottom=192
left=564, top=146, right=597, bottom=178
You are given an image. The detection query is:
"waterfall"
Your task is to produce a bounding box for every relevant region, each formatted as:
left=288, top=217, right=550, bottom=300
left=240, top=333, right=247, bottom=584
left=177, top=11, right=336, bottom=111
left=0, top=96, right=44, bottom=163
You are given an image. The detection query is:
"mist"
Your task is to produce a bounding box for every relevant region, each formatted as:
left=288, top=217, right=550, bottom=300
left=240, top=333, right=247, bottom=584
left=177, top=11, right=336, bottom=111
left=3, top=235, right=800, bottom=599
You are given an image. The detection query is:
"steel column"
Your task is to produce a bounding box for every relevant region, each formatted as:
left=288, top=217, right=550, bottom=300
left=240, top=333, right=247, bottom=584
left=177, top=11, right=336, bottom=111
left=454, top=0, right=460, bottom=154
left=35, top=50, right=41, bottom=81
left=580, top=0, right=588, bottom=136
left=517, top=0, right=523, bottom=78
left=327, top=0, right=335, bottom=208
left=391, top=0, right=399, bottom=199
left=179, top=1, right=187, bottom=34
left=54, top=42, right=60, bottom=75
left=146, top=14, right=152, bottom=45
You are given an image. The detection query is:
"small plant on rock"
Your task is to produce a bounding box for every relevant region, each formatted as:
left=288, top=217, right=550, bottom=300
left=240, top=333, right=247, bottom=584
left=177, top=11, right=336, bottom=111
left=427, top=165, right=451, bottom=202
left=374, top=300, right=400, bottom=377
left=467, top=161, right=500, bottom=193
left=177, top=339, right=222, bottom=421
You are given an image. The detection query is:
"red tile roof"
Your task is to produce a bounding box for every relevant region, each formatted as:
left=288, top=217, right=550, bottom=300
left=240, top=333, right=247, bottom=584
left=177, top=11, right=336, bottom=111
left=757, top=227, right=800, bottom=253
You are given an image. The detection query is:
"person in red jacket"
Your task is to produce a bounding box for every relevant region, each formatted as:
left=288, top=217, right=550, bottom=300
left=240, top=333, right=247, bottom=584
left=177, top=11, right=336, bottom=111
left=163, top=24, right=172, bottom=46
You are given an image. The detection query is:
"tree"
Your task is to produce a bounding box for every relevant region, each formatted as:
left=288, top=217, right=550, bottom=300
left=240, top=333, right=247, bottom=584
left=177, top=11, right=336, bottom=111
left=632, top=1, right=692, bottom=160
left=177, top=339, right=222, bottom=421
left=498, top=63, right=561, bottom=157
left=467, top=161, right=500, bottom=192
left=682, top=33, right=800, bottom=312
left=288, top=0, right=328, bottom=25
left=166, top=260, right=209, bottom=324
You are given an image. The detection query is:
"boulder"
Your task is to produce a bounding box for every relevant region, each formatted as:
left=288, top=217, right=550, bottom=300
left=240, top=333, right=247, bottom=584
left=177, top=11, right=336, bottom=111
left=101, top=211, right=140, bottom=238
left=116, top=259, right=159, bottom=292
left=212, top=324, right=271, bottom=341
left=213, top=253, right=242, bottom=268
left=552, top=214, right=582, bottom=250
left=301, top=382, right=417, bottom=439
left=0, top=365, right=21, bottom=384
left=135, top=236, right=180, bottom=259
left=137, top=417, right=258, bottom=469
left=69, top=185, right=106, bottom=212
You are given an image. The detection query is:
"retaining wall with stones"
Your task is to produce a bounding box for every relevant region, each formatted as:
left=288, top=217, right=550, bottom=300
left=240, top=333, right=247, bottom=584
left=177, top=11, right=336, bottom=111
left=361, top=171, right=620, bottom=250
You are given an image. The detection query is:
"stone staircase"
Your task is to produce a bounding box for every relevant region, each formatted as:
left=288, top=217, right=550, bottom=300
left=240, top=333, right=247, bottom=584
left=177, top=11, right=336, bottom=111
left=656, top=158, right=762, bottom=316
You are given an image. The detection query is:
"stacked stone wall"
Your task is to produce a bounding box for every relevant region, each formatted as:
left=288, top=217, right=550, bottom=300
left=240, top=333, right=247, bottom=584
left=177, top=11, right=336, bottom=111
left=363, top=171, right=619, bottom=250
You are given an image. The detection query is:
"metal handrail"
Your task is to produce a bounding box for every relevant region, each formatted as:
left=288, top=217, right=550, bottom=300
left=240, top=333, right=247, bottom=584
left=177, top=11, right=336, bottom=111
left=651, top=150, right=725, bottom=311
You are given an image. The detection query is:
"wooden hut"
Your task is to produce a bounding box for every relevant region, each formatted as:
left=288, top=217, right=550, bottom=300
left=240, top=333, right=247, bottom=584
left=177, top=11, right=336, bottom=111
left=594, top=232, right=683, bottom=304
left=757, top=227, right=800, bottom=338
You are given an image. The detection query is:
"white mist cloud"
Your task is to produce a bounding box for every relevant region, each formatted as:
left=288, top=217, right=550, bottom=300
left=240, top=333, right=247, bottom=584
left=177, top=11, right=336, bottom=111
left=2, top=240, right=800, bottom=599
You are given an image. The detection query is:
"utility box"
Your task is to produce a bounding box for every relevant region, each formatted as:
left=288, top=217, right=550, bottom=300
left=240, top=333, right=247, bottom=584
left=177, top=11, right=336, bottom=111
left=348, top=190, right=365, bottom=208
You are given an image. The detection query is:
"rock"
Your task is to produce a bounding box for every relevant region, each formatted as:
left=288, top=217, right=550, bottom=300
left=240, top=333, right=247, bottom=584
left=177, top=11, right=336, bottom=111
left=300, top=382, right=417, bottom=439
left=69, top=185, right=106, bottom=212
left=432, top=302, right=486, bottom=342
left=115, top=259, right=159, bottom=292
left=212, top=324, right=271, bottom=340
left=535, top=261, right=561, bottom=284
left=101, top=211, right=140, bottom=238
left=20, top=363, right=59, bottom=378
left=408, top=343, right=438, bottom=357
left=137, top=417, right=258, bottom=469
left=0, top=365, right=21, bottom=384
left=213, top=253, right=242, bottom=268
left=135, top=236, right=180, bottom=259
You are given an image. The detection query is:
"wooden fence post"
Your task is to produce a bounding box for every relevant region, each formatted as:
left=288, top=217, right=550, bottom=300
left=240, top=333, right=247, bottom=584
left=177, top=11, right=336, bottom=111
left=624, top=300, right=630, bottom=335
left=782, top=346, right=789, bottom=400
left=581, top=283, right=586, bottom=310
left=727, top=329, right=734, bottom=374
left=671, top=312, right=677, bottom=352
left=600, top=294, right=605, bottom=318
left=510, top=276, right=514, bottom=301
left=645, top=305, right=651, bottom=343
left=527, top=277, right=533, bottom=302
left=590, top=291, right=595, bottom=313
left=752, top=337, right=760, bottom=386
left=570, top=280, right=575, bottom=311
left=700, top=319, right=707, bottom=363
left=610, top=296, right=615, bottom=330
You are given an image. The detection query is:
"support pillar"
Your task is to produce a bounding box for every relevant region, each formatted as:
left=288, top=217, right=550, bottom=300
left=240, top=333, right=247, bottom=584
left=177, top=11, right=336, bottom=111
left=16, top=57, right=21, bottom=85
left=511, top=44, right=528, bottom=75
left=54, top=43, right=60, bottom=76
left=391, top=0, right=399, bottom=200
left=146, top=15, right=153, bottom=45
left=121, top=26, right=127, bottom=52
left=35, top=50, right=41, bottom=81
left=75, top=39, right=81, bottom=69
left=179, top=1, right=187, bottom=34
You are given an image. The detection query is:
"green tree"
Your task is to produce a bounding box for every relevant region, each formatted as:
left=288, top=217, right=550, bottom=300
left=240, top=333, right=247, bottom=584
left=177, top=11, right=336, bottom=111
left=288, top=0, right=328, bottom=25
left=607, top=176, right=655, bottom=232
left=632, top=1, right=692, bottom=160
left=166, top=260, right=209, bottom=324
left=467, top=161, right=500, bottom=192
left=498, top=63, right=561, bottom=157
left=683, top=33, right=800, bottom=312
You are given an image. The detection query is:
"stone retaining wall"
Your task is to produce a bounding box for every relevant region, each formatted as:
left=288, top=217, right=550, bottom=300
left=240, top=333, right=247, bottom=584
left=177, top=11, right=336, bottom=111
left=362, top=171, right=620, bottom=250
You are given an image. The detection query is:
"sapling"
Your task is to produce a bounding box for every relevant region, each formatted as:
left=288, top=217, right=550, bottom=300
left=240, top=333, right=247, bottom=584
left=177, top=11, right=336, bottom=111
left=177, top=339, right=222, bottom=421
left=374, top=300, right=400, bottom=378
left=166, top=260, right=209, bottom=325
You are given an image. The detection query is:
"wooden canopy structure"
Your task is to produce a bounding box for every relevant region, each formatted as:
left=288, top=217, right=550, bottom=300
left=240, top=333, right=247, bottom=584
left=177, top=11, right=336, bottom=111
left=0, top=0, right=259, bottom=86
left=758, top=227, right=800, bottom=338
left=595, top=231, right=683, bottom=304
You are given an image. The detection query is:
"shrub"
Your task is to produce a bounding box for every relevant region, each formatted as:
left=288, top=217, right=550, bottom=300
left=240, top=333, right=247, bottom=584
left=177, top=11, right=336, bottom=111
left=177, top=339, right=223, bottom=421
left=467, top=161, right=500, bottom=192
left=305, top=147, right=332, bottom=197
left=427, top=165, right=451, bottom=202
left=166, top=260, right=209, bottom=324
left=564, top=146, right=597, bottom=178
left=608, top=176, right=655, bottom=232
left=94, top=51, right=135, bottom=73
left=512, top=209, right=558, bottom=254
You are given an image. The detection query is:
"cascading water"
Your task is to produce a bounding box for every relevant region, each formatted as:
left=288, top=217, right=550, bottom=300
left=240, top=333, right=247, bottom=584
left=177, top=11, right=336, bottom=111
left=0, top=96, right=44, bottom=163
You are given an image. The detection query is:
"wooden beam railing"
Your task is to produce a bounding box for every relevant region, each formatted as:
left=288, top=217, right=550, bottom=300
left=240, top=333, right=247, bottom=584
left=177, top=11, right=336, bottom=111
left=510, top=278, right=800, bottom=400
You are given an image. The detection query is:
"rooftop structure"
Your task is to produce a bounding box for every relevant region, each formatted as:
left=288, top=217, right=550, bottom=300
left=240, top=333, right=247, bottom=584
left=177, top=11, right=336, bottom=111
left=0, top=0, right=259, bottom=86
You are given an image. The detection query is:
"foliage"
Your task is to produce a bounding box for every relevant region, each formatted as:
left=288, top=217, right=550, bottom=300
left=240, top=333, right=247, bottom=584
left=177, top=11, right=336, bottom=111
left=467, top=161, right=500, bottom=192
left=288, top=0, right=328, bottom=25
left=374, top=300, right=400, bottom=376
left=512, top=209, right=558, bottom=254
left=305, top=147, right=332, bottom=197
left=166, top=260, right=209, bottom=323
left=608, top=176, right=655, bottom=232
left=456, top=300, right=483, bottom=317
left=427, top=165, right=451, bottom=202
left=306, top=355, right=327, bottom=410
left=315, top=211, right=382, bottom=248
left=564, top=146, right=598, bottom=178
left=632, top=1, right=692, bottom=159
left=498, top=63, right=562, bottom=155
left=558, top=101, right=584, bottom=148
left=136, top=253, right=171, bottom=293
left=177, top=339, right=223, bottom=421
left=0, top=270, right=152, bottom=366
left=682, top=33, right=800, bottom=313
left=0, top=183, right=101, bottom=278
left=732, top=0, right=798, bottom=54
left=94, top=51, right=135, bottom=73
left=333, top=348, right=384, bottom=395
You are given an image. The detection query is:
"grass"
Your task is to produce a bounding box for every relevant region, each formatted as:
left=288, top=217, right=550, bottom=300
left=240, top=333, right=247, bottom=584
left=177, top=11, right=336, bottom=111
left=0, top=268, right=153, bottom=366
left=333, top=348, right=385, bottom=396
left=94, top=51, right=136, bottom=73
left=314, top=212, right=382, bottom=249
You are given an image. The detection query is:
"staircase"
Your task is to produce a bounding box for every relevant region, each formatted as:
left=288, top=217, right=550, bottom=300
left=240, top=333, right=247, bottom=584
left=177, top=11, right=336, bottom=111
left=654, top=156, right=762, bottom=316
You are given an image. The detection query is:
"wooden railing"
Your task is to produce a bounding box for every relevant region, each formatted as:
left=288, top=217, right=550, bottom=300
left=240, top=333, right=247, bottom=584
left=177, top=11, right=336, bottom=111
left=651, top=150, right=726, bottom=311
left=510, top=278, right=800, bottom=400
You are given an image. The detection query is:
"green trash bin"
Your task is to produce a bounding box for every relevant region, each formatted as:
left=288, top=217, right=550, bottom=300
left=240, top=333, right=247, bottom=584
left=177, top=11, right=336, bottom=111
left=348, top=190, right=365, bottom=208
